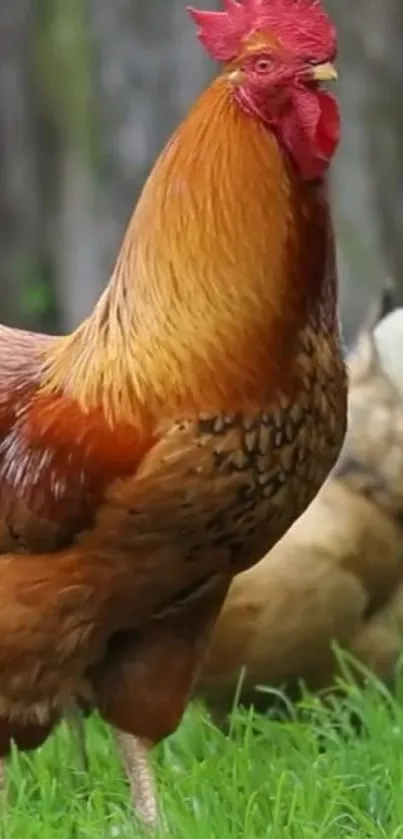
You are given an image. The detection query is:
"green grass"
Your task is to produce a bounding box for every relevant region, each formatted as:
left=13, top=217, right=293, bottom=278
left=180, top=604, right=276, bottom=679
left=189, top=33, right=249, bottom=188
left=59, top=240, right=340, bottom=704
left=3, top=678, right=403, bottom=838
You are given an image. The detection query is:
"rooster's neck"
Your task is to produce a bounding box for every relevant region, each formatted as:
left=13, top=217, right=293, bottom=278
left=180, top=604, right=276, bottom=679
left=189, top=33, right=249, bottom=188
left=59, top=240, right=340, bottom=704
left=41, top=77, right=338, bottom=427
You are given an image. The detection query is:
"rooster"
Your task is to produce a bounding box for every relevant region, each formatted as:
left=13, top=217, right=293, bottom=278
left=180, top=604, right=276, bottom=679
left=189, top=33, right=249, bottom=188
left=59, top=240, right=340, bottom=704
left=0, top=0, right=346, bottom=825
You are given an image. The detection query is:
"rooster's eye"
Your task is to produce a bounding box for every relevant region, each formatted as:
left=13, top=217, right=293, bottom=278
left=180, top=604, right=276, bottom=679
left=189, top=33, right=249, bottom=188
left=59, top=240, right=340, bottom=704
left=254, top=57, right=274, bottom=74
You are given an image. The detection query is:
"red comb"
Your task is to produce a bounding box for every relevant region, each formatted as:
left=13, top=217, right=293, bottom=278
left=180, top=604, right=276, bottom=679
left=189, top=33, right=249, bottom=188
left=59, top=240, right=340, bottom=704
left=187, top=0, right=336, bottom=63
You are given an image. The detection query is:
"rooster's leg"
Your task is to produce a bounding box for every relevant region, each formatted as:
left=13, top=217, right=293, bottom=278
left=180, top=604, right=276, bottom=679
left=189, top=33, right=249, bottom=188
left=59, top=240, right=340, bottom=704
left=64, top=705, right=157, bottom=823
left=114, top=731, right=157, bottom=828
left=91, top=578, right=230, bottom=829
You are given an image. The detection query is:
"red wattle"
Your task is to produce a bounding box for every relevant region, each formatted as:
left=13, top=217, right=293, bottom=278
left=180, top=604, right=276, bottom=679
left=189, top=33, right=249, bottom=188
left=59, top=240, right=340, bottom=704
left=280, top=87, right=340, bottom=181
left=314, top=90, right=340, bottom=162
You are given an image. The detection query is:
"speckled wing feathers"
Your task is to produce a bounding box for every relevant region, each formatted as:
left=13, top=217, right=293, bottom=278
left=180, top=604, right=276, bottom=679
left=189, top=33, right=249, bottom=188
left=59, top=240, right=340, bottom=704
left=0, top=319, right=345, bottom=748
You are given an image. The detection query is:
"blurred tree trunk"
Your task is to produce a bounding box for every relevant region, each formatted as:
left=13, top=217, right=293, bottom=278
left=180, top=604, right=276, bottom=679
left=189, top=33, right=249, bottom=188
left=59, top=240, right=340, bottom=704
left=361, top=0, right=403, bottom=303
left=327, top=0, right=403, bottom=338
left=0, top=0, right=43, bottom=328
left=326, top=0, right=383, bottom=341
left=34, top=0, right=103, bottom=331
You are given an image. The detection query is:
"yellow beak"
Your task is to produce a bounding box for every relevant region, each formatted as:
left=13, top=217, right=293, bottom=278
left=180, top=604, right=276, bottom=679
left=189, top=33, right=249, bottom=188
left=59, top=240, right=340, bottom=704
left=227, top=68, right=244, bottom=84
left=311, top=62, right=338, bottom=82
left=228, top=62, right=338, bottom=85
